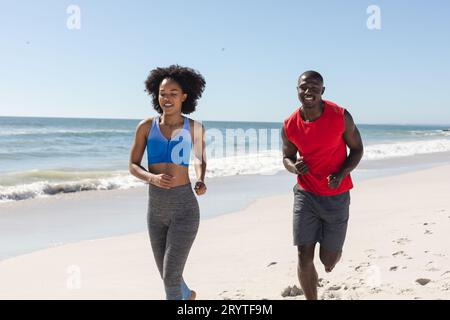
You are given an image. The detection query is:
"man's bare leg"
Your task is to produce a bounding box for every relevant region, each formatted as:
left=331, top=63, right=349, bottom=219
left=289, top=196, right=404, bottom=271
left=297, top=243, right=318, bottom=300
left=319, top=246, right=342, bottom=273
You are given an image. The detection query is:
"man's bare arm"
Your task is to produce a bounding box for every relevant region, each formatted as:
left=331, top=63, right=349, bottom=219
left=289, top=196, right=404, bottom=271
left=339, top=110, right=364, bottom=177
left=282, top=126, right=308, bottom=175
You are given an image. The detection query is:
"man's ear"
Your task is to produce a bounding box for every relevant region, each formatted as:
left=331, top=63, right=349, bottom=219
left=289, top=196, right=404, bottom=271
left=321, top=87, right=326, bottom=95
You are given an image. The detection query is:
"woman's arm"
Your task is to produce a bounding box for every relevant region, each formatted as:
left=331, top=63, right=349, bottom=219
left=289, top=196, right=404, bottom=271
left=128, top=119, right=174, bottom=189
left=192, top=121, right=207, bottom=195
left=129, top=119, right=153, bottom=182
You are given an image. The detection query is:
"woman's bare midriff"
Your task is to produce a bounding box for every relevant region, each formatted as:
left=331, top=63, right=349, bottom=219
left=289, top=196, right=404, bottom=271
left=149, top=163, right=191, bottom=187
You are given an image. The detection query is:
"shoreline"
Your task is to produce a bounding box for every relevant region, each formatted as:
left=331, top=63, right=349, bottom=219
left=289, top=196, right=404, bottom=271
left=0, top=164, right=450, bottom=299
left=2, top=153, right=450, bottom=261
left=2, top=149, right=450, bottom=204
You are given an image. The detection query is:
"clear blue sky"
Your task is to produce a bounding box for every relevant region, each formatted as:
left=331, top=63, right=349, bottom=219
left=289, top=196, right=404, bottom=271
left=1, top=0, right=450, bottom=124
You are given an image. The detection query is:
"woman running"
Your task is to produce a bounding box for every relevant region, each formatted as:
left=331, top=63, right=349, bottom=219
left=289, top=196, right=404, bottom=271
left=129, top=65, right=207, bottom=300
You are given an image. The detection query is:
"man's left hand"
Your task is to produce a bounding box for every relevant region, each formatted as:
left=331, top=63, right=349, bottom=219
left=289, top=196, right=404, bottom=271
left=327, top=173, right=344, bottom=189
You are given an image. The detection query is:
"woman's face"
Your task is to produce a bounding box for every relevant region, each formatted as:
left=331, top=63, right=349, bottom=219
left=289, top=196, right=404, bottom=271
left=158, top=78, right=187, bottom=115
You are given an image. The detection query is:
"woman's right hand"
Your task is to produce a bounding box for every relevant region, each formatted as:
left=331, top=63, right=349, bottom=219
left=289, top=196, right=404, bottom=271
left=149, top=174, right=175, bottom=189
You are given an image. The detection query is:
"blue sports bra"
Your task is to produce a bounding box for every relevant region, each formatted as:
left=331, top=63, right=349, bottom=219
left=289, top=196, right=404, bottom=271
left=147, top=116, right=192, bottom=167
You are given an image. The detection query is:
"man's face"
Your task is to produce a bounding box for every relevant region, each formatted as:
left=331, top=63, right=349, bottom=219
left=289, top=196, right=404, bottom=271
left=297, top=76, right=324, bottom=108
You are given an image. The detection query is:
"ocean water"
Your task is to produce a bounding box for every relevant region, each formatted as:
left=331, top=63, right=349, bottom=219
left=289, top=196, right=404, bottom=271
left=1, top=116, right=450, bottom=202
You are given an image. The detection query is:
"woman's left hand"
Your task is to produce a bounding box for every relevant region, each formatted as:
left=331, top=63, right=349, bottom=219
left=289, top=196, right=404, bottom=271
left=194, top=180, right=207, bottom=196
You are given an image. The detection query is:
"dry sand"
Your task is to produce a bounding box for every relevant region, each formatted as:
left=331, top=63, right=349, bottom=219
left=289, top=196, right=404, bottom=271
left=1, top=165, right=450, bottom=300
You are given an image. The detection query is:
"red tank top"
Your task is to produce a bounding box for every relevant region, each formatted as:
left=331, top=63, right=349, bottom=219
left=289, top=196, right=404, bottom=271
left=284, top=100, right=353, bottom=196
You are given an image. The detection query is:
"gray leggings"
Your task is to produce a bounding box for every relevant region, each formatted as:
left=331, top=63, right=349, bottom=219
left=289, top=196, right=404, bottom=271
left=147, top=183, right=200, bottom=300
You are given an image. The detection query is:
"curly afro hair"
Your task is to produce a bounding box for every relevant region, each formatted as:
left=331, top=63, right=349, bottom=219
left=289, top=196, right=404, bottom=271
left=145, top=65, right=206, bottom=114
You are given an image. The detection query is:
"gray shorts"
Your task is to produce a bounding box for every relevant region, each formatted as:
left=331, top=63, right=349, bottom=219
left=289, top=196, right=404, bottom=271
left=293, top=184, right=350, bottom=252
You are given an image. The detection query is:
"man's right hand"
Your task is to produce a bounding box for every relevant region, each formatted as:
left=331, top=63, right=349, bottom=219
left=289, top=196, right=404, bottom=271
left=149, top=174, right=175, bottom=189
left=294, top=157, right=309, bottom=175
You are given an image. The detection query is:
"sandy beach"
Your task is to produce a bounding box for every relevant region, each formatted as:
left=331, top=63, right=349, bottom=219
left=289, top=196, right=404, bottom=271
left=1, top=165, right=450, bottom=300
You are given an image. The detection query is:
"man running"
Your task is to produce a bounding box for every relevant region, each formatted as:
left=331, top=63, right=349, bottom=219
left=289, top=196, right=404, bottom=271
left=282, top=70, right=364, bottom=300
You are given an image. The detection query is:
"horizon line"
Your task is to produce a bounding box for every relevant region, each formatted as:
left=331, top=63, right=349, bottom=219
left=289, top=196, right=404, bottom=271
left=0, top=115, right=449, bottom=127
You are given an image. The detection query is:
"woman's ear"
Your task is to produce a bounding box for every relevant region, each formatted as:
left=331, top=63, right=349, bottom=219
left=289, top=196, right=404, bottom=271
left=182, top=93, right=187, bottom=102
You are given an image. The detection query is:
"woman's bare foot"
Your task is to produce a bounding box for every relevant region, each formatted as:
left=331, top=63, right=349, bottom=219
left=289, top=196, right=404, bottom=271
left=188, top=290, right=196, bottom=300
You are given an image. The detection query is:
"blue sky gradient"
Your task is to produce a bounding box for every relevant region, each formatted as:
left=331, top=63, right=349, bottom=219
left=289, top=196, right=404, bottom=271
left=1, top=0, right=450, bottom=124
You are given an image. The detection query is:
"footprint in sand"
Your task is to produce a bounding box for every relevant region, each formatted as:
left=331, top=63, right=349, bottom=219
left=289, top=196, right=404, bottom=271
left=426, top=267, right=440, bottom=272
left=231, top=289, right=246, bottom=299
left=369, top=287, right=382, bottom=294
left=364, top=249, right=379, bottom=259
left=393, top=251, right=405, bottom=256
left=267, top=262, right=277, bottom=267
left=354, top=262, right=371, bottom=271
left=342, top=290, right=359, bottom=300
left=281, top=285, right=304, bottom=297
left=321, top=291, right=341, bottom=300
left=424, top=230, right=433, bottom=235
left=415, top=278, right=431, bottom=286
left=393, top=237, right=411, bottom=245
left=317, top=278, right=329, bottom=288
left=327, top=285, right=342, bottom=291
left=392, top=251, right=412, bottom=259
left=441, top=283, right=450, bottom=291
left=425, top=261, right=440, bottom=272
left=399, top=288, right=413, bottom=294
left=390, top=266, right=398, bottom=271
left=351, top=278, right=370, bottom=288
left=440, top=271, right=450, bottom=277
